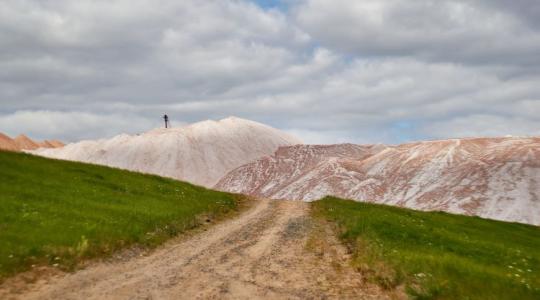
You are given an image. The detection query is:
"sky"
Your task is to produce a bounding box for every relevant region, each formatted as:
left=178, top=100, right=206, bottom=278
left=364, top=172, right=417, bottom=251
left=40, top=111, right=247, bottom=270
left=1, top=0, right=539, bottom=144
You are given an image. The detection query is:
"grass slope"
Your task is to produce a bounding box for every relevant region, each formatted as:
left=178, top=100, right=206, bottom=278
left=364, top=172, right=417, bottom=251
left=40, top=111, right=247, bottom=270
left=312, top=196, right=540, bottom=299
left=0, top=150, right=244, bottom=279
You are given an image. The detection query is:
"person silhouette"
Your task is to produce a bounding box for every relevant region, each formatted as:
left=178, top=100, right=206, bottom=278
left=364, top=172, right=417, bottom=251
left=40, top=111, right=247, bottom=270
left=163, top=114, right=169, bottom=128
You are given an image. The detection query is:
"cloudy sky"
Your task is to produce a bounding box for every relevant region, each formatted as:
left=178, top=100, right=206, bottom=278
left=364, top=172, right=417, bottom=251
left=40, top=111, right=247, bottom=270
left=1, top=0, right=539, bottom=144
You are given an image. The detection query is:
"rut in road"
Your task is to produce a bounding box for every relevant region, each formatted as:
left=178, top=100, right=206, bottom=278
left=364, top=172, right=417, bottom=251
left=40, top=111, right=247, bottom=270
left=4, top=200, right=392, bottom=299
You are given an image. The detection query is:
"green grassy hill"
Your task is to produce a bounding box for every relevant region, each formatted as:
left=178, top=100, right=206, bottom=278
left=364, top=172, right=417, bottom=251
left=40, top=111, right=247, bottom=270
left=0, top=150, right=245, bottom=279
left=312, top=196, right=540, bottom=300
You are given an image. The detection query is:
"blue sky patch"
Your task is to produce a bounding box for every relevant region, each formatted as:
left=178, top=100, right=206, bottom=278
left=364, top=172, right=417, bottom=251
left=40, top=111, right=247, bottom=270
left=251, top=0, right=288, bottom=11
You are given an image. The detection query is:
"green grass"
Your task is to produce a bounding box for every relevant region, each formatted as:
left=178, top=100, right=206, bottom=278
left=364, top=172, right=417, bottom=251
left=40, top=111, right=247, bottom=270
left=0, top=150, right=245, bottom=279
left=312, top=196, right=540, bottom=299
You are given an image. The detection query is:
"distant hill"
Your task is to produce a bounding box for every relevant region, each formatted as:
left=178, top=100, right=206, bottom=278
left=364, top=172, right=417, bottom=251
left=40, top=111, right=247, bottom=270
left=31, top=117, right=302, bottom=187
left=0, top=133, right=17, bottom=151
left=216, top=137, right=540, bottom=225
left=0, top=133, right=64, bottom=152
left=13, top=134, right=39, bottom=150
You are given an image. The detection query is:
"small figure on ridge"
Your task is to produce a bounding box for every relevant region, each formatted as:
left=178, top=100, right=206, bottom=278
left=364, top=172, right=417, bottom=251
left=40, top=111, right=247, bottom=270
left=163, top=114, right=170, bottom=128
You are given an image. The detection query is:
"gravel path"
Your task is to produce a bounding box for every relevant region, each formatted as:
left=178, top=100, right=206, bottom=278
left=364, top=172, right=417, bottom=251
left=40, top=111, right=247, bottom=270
left=2, top=200, right=389, bottom=299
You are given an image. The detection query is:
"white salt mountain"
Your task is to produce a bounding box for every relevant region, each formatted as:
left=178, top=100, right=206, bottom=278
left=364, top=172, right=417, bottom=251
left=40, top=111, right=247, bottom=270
left=31, top=117, right=302, bottom=187
left=216, top=137, right=540, bottom=225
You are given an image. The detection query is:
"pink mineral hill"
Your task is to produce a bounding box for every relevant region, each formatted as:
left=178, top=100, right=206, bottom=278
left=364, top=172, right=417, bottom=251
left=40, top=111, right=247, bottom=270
left=0, top=132, right=18, bottom=151
left=45, top=140, right=65, bottom=148
left=215, top=137, right=540, bottom=226
left=0, top=133, right=65, bottom=152
left=31, top=117, right=302, bottom=187
left=13, top=134, right=40, bottom=150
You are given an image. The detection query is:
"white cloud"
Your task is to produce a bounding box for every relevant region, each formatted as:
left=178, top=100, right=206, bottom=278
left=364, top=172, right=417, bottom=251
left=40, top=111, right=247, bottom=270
left=0, top=0, right=539, bottom=144
left=421, top=114, right=540, bottom=139
left=294, top=0, right=540, bottom=69
left=0, top=111, right=155, bottom=141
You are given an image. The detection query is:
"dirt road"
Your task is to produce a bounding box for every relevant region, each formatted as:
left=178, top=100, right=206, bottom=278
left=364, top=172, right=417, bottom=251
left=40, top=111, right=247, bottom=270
left=3, top=200, right=389, bottom=299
